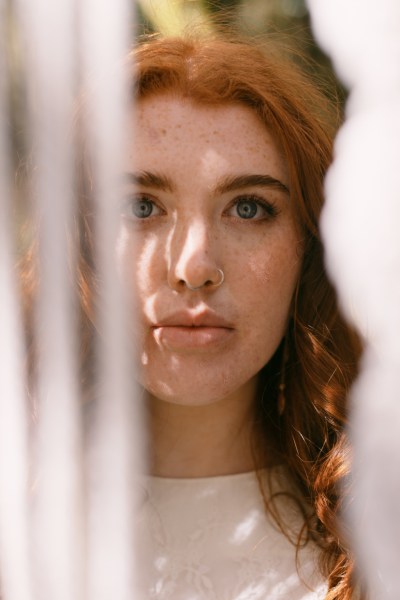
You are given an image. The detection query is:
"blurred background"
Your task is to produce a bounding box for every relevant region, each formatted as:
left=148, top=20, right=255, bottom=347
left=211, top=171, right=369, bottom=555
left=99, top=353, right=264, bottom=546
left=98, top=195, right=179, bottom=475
left=134, top=0, right=346, bottom=104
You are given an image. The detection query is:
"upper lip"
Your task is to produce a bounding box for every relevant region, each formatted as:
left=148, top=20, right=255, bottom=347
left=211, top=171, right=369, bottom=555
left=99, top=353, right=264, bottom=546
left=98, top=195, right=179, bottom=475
left=153, top=310, right=234, bottom=329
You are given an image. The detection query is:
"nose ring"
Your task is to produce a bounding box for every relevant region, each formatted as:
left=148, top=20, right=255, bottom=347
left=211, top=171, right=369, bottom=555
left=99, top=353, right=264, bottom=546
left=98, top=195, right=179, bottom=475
left=186, top=268, right=224, bottom=291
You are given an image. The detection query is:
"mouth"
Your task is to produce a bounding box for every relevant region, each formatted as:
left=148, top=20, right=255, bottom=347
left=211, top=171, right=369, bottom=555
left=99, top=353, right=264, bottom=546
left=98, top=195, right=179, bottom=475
left=152, top=324, right=234, bottom=350
left=151, top=310, right=235, bottom=351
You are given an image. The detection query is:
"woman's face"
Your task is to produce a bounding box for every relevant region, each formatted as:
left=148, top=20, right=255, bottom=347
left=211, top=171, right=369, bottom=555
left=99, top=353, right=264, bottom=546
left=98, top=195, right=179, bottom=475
left=118, top=95, right=303, bottom=406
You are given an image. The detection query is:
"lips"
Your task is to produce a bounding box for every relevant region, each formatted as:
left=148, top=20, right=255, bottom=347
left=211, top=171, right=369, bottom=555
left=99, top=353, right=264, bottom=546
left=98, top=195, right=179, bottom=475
left=153, top=310, right=234, bottom=329
left=151, top=310, right=234, bottom=350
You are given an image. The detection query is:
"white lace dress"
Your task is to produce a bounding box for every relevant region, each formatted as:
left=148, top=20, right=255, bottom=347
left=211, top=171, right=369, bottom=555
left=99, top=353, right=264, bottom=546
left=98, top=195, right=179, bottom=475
left=137, top=467, right=328, bottom=599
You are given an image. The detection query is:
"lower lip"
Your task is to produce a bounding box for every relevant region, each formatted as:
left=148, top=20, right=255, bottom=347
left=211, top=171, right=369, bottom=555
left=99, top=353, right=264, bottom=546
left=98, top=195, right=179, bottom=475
left=153, top=326, right=233, bottom=350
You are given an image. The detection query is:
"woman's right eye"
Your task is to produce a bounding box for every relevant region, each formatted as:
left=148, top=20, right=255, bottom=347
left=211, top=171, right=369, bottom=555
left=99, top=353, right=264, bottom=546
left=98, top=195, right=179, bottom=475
left=122, top=195, right=163, bottom=219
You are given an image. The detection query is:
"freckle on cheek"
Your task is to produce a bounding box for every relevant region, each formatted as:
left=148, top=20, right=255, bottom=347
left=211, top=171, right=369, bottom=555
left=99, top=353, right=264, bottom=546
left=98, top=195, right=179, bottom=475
left=246, top=256, right=271, bottom=284
left=147, top=126, right=162, bottom=142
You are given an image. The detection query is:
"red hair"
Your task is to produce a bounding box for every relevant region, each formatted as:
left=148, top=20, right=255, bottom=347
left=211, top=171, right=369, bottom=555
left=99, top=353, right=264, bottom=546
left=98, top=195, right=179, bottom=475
left=129, top=35, right=362, bottom=599
left=21, top=33, right=363, bottom=600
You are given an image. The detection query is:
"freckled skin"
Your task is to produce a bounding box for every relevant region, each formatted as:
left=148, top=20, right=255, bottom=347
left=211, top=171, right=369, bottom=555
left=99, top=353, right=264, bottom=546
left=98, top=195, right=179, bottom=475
left=118, top=95, right=303, bottom=408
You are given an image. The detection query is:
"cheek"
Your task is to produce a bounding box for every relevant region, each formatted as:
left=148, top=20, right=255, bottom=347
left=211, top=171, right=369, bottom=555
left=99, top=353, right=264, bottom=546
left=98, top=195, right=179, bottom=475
left=116, top=228, right=163, bottom=290
left=235, top=236, right=302, bottom=302
left=233, top=236, right=302, bottom=351
left=244, top=253, right=272, bottom=287
left=115, top=230, right=164, bottom=335
left=136, top=238, right=162, bottom=295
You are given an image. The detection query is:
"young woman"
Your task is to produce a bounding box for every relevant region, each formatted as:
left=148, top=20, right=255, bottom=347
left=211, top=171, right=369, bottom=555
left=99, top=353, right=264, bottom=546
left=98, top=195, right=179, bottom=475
left=113, top=35, right=361, bottom=600
left=25, top=34, right=362, bottom=600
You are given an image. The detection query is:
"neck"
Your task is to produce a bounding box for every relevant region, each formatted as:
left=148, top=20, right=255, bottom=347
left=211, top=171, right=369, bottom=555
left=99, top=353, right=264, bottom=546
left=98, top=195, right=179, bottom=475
left=146, top=377, right=271, bottom=478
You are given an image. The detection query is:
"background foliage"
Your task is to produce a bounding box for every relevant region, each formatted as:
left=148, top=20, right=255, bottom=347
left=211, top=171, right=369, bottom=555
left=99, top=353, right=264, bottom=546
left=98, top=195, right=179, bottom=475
left=133, top=0, right=347, bottom=107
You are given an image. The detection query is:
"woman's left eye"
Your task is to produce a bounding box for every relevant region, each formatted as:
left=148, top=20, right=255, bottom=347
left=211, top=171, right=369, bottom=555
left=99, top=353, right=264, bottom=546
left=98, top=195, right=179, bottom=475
left=226, top=196, right=279, bottom=220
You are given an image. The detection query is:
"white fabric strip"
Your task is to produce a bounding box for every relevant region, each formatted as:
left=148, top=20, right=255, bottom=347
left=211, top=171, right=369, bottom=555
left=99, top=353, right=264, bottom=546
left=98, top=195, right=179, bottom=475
left=0, top=4, right=33, bottom=600
left=79, top=2, right=142, bottom=600
left=14, top=0, right=84, bottom=598
left=307, top=1, right=400, bottom=598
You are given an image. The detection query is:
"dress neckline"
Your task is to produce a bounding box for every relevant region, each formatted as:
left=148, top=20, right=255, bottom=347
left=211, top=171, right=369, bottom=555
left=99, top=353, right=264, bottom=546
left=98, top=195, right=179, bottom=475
left=143, top=464, right=285, bottom=484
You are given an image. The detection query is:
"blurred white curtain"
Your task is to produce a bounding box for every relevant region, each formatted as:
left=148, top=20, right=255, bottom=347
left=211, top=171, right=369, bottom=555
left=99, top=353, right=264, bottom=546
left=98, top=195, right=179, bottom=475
left=307, top=1, right=400, bottom=598
left=0, top=0, right=141, bottom=599
left=0, top=2, right=32, bottom=599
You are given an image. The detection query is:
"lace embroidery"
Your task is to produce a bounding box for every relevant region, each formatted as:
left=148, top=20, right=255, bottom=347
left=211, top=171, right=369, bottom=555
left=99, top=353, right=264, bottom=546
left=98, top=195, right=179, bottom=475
left=137, top=469, right=327, bottom=599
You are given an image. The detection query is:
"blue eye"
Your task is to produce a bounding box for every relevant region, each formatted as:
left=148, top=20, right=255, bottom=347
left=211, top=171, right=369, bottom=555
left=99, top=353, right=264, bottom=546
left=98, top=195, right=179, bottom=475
left=133, top=198, right=154, bottom=218
left=236, top=199, right=258, bottom=219
left=122, top=195, right=162, bottom=220
left=228, top=196, right=279, bottom=220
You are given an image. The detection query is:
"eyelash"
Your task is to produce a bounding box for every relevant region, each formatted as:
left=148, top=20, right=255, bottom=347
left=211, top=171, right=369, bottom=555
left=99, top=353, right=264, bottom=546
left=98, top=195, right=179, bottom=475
left=121, top=193, right=280, bottom=221
left=226, top=195, right=279, bottom=221
left=121, top=194, right=164, bottom=220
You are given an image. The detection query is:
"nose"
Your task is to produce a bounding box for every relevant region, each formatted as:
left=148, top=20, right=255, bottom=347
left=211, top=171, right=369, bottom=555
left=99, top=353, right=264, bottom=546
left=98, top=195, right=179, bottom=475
left=167, top=219, right=223, bottom=292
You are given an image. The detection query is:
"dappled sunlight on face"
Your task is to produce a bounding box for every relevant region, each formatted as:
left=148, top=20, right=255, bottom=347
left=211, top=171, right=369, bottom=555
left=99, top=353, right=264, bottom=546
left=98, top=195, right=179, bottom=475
left=119, top=96, right=302, bottom=407
left=199, top=147, right=230, bottom=183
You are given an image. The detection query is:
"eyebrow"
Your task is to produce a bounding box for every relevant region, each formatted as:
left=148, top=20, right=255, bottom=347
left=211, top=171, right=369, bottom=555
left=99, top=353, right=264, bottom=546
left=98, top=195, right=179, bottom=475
left=214, top=174, right=290, bottom=196
left=123, top=171, right=290, bottom=196
left=123, top=171, right=174, bottom=192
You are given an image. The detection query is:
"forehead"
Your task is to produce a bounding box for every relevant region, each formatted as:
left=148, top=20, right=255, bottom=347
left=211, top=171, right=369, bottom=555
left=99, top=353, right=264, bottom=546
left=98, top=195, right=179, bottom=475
left=128, top=95, right=288, bottom=184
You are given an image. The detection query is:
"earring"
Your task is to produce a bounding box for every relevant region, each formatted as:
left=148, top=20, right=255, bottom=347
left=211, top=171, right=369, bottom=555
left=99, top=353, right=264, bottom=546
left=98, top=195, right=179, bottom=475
left=277, top=336, right=289, bottom=416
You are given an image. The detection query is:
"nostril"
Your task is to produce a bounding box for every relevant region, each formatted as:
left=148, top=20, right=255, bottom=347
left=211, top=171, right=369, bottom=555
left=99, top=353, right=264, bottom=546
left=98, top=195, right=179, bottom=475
left=178, top=269, right=224, bottom=292
left=184, top=279, right=207, bottom=291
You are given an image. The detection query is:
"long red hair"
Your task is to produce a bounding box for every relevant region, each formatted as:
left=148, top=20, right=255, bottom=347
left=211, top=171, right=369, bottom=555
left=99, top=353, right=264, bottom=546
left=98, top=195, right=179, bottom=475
left=128, top=35, right=362, bottom=600
left=21, top=34, right=363, bottom=600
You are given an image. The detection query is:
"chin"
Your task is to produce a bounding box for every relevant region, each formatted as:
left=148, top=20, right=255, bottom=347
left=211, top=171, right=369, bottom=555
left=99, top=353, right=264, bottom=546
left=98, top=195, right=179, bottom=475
left=140, top=368, right=260, bottom=408
left=143, top=383, right=229, bottom=407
